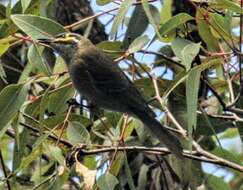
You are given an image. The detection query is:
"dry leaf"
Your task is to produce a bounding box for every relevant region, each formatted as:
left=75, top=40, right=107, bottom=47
left=76, top=161, right=97, bottom=190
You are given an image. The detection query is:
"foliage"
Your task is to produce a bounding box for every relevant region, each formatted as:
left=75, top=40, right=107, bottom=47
left=0, top=0, right=242, bottom=189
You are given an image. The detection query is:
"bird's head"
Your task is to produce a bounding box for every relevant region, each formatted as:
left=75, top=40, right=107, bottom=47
left=38, top=32, right=92, bottom=62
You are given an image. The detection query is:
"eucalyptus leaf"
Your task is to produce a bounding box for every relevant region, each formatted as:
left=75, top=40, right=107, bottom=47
left=0, top=84, right=28, bottom=139
left=11, top=14, right=65, bottom=39
left=159, top=13, right=194, bottom=37
left=0, top=42, right=9, bottom=56
left=67, top=121, right=90, bottom=145
left=124, top=5, right=148, bottom=48
left=124, top=154, right=136, bottom=190
left=97, top=173, right=119, bottom=190
left=186, top=58, right=221, bottom=133
left=215, top=0, right=243, bottom=14
left=21, top=0, right=32, bottom=12
left=28, top=43, right=52, bottom=76
left=142, top=0, right=161, bottom=39
left=128, top=35, right=150, bottom=54
left=96, top=0, right=112, bottom=6
left=111, top=0, right=133, bottom=39
left=206, top=174, right=231, bottom=190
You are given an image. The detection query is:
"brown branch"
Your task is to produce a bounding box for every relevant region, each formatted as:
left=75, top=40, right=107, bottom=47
left=139, top=50, right=185, bottom=69
left=64, top=7, right=119, bottom=30
left=15, top=120, right=243, bottom=172
left=73, top=145, right=243, bottom=172
left=64, top=0, right=159, bottom=31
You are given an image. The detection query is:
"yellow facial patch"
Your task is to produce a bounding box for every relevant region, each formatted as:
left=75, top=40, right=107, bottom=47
left=54, top=33, right=79, bottom=43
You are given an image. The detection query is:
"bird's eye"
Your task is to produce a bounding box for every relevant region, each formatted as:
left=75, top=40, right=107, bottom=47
left=55, top=33, right=67, bottom=39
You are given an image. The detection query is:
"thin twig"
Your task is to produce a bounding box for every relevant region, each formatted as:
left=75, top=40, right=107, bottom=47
left=0, top=150, right=11, bottom=190
left=139, top=50, right=185, bottom=69
left=64, top=0, right=158, bottom=31
left=73, top=145, right=243, bottom=172
left=240, top=0, right=243, bottom=93
left=152, top=77, right=187, bottom=137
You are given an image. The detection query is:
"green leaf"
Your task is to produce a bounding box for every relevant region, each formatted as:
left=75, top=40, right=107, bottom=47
left=162, top=70, right=188, bottom=100
left=142, top=0, right=162, bottom=40
left=181, top=43, right=201, bottom=71
left=172, top=38, right=191, bottom=59
left=0, top=84, right=28, bottom=139
left=67, top=121, right=90, bottom=145
left=111, top=0, right=133, bottom=39
left=215, top=0, right=243, bottom=14
left=97, top=173, right=119, bottom=190
left=172, top=38, right=200, bottom=71
left=21, top=0, right=32, bottom=12
left=206, top=175, right=231, bottom=190
left=196, top=115, right=234, bottom=136
left=28, top=43, right=52, bottom=76
left=209, top=13, right=233, bottom=42
left=39, top=85, right=51, bottom=122
left=96, top=0, right=112, bottom=6
left=160, top=0, right=172, bottom=23
left=186, top=58, right=221, bottom=133
left=45, top=144, right=65, bottom=165
left=159, top=13, right=194, bottom=37
left=17, top=148, right=42, bottom=173
left=11, top=14, right=65, bottom=40
left=124, top=5, right=149, bottom=48
left=137, top=164, right=149, bottom=190
left=211, top=147, right=241, bottom=164
left=196, top=8, right=219, bottom=51
left=128, top=35, right=150, bottom=54
left=0, top=42, right=9, bottom=56
left=109, top=152, right=124, bottom=176
left=48, top=84, right=75, bottom=114
left=32, top=130, right=53, bottom=149
left=18, top=61, right=34, bottom=83
left=97, top=41, right=124, bottom=59
left=124, top=154, right=136, bottom=190
left=220, top=128, right=238, bottom=139
left=12, top=128, right=29, bottom=170
left=43, top=113, right=91, bottom=129
left=122, top=118, right=136, bottom=139
left=186, top=69, right=200, bottom=133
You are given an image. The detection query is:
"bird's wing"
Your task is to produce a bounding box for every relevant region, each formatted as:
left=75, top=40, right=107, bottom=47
left=81, top=48, right=154, bottom=116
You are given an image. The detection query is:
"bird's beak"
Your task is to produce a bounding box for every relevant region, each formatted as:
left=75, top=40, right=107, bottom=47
left=37, top=38, right=55, bottom=44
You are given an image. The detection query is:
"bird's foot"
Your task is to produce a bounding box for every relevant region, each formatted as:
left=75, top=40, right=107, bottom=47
left=67, top=98, right=81, bottom=107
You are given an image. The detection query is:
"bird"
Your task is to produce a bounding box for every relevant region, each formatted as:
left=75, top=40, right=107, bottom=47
left=38, top=33, right=183, bottom=157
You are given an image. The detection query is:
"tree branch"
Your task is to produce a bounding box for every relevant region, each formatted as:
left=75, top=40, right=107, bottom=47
left=72, top=145, right=243, bottom=172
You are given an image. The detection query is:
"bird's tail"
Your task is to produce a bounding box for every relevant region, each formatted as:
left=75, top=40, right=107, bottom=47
left=137, top=113, right=183, bottom=157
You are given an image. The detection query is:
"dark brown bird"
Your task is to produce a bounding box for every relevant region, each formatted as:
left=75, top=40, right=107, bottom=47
left=39, top=33, right=183, bottom=157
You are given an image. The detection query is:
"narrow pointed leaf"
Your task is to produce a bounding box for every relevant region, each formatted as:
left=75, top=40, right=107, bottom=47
left=159, top=13, right=194, bottom=37
left=11, top=14, right=65, bottom=39
left=111, top=0, right=133, bottom=39
left=0, top=84, right=28, bottom=139
left=97, top=173, right=119, bottom=190
left=128, top=35, right=150, bottom=54
left=28, top=43, right=52, bottom=76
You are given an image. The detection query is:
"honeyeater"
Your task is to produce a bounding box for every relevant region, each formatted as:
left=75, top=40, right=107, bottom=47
left=38, top=33, right=183, bottom=157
